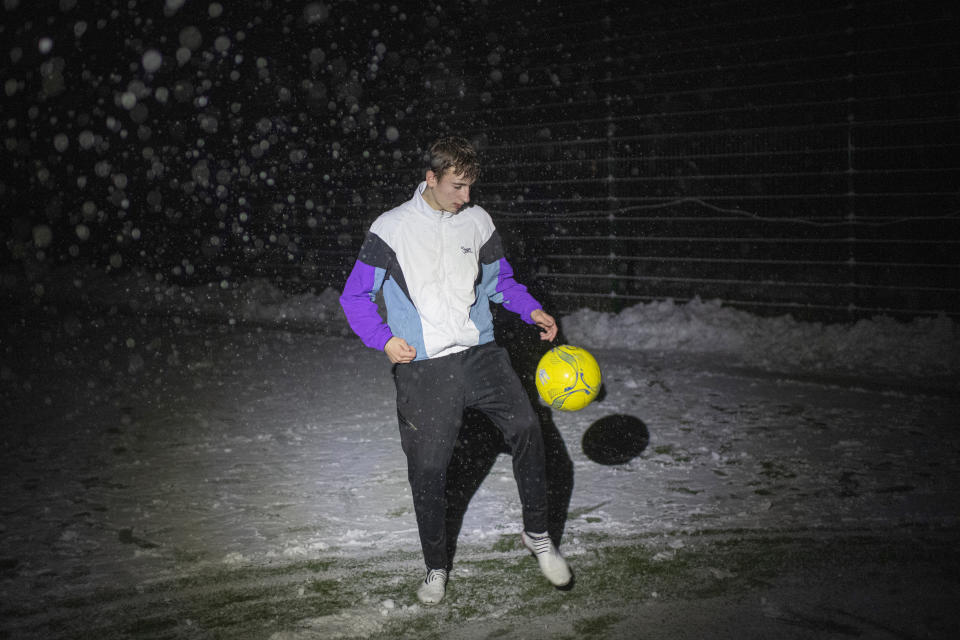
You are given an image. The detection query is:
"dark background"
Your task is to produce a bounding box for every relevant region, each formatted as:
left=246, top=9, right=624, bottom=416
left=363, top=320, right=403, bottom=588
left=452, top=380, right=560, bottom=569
left=2, top=0, right=958, bottom=321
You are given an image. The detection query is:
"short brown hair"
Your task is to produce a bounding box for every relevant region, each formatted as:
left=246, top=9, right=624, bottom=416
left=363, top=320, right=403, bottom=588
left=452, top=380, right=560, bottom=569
left=427, top=136, right=480, bottom=181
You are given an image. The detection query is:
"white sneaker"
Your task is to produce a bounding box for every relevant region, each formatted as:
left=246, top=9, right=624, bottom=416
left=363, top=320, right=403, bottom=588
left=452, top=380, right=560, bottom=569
left=416, top=568, right=448, bottom=605
left=522, top=531, right=572, bottom=588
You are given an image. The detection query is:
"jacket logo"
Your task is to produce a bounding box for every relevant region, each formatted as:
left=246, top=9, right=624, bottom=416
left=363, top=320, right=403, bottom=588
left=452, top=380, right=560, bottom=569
left=460, top=246, right=473, bottom=254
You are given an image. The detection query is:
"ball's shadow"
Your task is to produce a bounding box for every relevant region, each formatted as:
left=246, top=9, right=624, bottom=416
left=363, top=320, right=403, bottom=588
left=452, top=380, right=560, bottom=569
left=581, top=414, right=649, bottom=465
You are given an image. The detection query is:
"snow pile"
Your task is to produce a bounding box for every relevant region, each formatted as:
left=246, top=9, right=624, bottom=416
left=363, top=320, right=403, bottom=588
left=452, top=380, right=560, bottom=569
left=33, top=266, right=352, bottom=333
left=21, top=266, right=959, bottom=378
left=562, top=297, right=959, bottom=377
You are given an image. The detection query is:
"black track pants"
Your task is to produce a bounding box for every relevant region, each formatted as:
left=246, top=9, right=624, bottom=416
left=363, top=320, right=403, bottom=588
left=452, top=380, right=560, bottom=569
left=393, top=342, right=548, bottom=570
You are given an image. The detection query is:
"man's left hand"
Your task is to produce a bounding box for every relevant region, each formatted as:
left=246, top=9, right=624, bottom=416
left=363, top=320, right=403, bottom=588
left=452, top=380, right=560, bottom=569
left=531, top=309, right=558, bottom=341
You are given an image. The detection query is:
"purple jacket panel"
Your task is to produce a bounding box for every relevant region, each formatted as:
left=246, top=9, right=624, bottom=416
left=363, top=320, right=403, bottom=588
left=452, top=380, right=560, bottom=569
left=495, top=257, right=540, bottom=324
left=339, top=259, right=393, bottom=351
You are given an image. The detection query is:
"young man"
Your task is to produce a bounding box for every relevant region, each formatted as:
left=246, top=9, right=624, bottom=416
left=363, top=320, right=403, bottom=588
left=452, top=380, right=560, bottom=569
left=339, top=136, right=572, bottom=605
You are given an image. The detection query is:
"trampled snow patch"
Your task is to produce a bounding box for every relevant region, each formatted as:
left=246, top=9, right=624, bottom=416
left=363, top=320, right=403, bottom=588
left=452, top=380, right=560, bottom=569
left=269, top=611, right=385, bottom=640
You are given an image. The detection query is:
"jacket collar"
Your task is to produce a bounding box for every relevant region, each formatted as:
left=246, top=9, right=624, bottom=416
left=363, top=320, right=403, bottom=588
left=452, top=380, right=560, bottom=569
left=414, top=181, right=457, bottom=219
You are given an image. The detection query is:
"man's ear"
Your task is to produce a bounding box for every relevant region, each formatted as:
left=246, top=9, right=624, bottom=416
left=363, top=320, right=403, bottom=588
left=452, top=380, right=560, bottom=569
left=425, top=169, right=437, bottom=187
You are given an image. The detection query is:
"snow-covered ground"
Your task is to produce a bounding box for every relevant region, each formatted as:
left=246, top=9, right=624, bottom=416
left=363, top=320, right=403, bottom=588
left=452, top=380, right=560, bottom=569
left=2, top=269, right=959, bottom=638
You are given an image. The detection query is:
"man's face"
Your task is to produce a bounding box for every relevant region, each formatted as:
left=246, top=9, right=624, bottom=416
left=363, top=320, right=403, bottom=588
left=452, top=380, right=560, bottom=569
left=424, top=168, right=474, bottom=213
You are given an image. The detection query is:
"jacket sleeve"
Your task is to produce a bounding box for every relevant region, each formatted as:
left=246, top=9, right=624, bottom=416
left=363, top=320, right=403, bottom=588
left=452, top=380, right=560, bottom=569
left=339, top=236, right=394, bottom=351
left=479, top=229, right=542, bottom=324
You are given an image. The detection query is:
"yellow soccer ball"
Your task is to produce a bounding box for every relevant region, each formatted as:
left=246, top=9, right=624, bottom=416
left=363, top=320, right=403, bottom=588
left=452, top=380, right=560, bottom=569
left=535, top=345, right=602, bottom=411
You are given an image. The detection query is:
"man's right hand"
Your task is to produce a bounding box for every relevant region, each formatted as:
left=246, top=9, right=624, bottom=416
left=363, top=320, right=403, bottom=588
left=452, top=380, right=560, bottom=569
left=384, top=336, right=417, bottom=364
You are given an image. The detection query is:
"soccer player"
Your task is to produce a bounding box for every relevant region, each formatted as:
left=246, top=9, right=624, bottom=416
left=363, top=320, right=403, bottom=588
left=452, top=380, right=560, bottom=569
left=339, top=136, right=572, bottom=605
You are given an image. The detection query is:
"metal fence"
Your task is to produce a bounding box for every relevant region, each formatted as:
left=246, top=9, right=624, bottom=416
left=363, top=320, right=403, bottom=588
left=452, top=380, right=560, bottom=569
left=290, top=0, right=960, bottom=321
left=458, top=0, right=960, bottom=320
